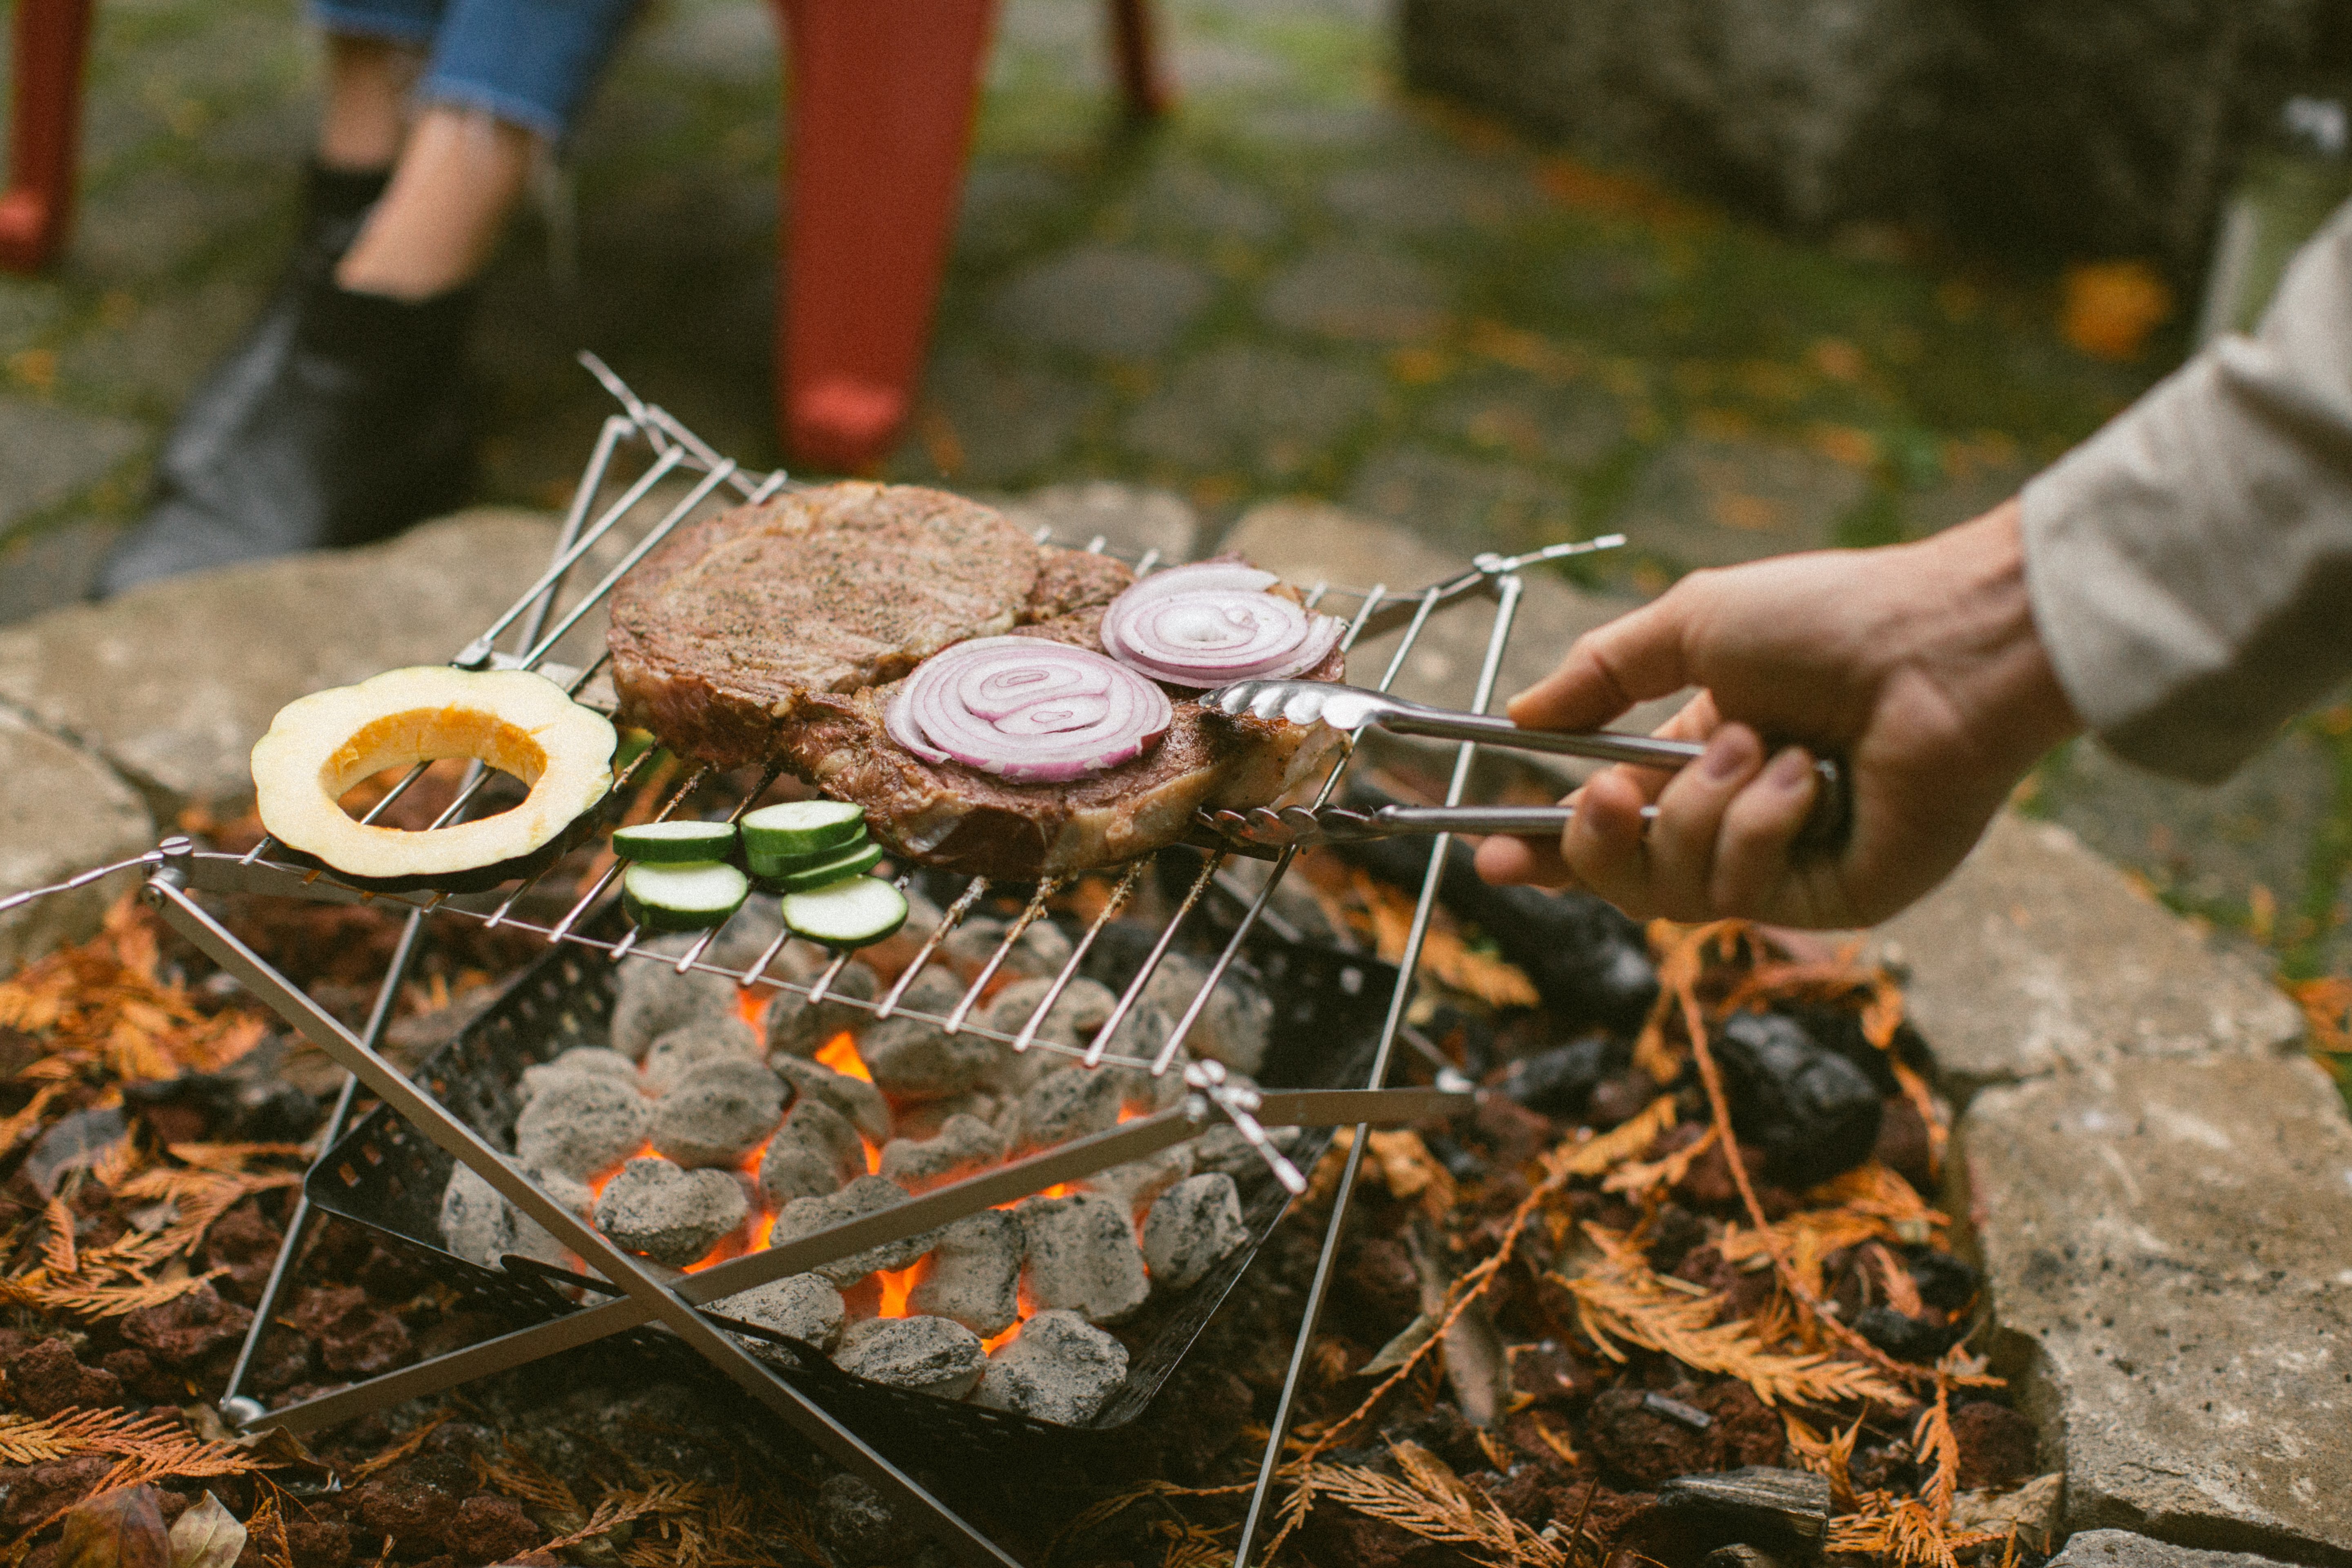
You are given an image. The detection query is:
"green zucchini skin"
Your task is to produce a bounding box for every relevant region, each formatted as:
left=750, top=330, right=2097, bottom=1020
left=753, top=841, right=885, bottom=895
left=782, top=878, right=909, bottom=947
left=613, top=820, right=740, bottom=864
left=741, top=800, right=866, bottom=857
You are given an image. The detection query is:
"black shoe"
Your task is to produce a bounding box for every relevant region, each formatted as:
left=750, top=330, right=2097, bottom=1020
left=94, top=274, right=477, bottom=596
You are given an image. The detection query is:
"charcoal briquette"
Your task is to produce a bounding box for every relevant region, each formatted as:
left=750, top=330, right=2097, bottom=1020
left=973, top=1309, right=1129, bottom=1425
left=758, top=1096, right=867, bottom=1207
left=1712, top=1010, right=1882, bottom=1188
left=512, top=1074, right=649, bottom=1179
left=906, top=1210, right=1023, bottom=1335
left=831, top=1314, right=987, bottom=1399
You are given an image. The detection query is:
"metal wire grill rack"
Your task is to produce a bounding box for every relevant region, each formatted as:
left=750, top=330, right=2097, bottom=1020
left=0, top=356, right=1620, bottom=1567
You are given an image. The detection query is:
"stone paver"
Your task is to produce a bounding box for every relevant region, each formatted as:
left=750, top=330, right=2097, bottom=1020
left=2047, top=1532, right=2305, bottom=1568
left=0, top=522, right=125, bottom=626
left=0, top=508, right=571, bottom=816
left=1958, top=1056, right=2352, bottom=1560
left=1613, top=436, right=1873, bottom=570
left=918, top=350, right=1105, bottom=490
left=0, top=397, right=145, bottom=534
left=993, top=481, right=1202, bottom=563
left=1123, top=344, right=1383, bottom=479
left=1259, top=247, right=1451, bottom=345
left=0, top=710, right=154, bottom=979
left=1871, top=815, right=2303, bottom=1102
left=990, top=247, right=1216, bottom=361
left=1345, top=443, right=1581, bottom=558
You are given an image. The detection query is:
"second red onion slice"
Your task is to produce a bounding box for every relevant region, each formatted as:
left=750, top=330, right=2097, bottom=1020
left=884, top=637, right=1173, bottom=783
left=1098, top=561, right=1344, bottom=688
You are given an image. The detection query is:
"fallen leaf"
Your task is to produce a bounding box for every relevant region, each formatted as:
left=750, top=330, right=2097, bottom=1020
left=1361, top=1313, right=1438, bottom=1377
left=167, top=1492, right=246, bottom=1568
left=58, top=1484, right=169, bottom=1568
left=2060, top=260, right=2172, bottom=361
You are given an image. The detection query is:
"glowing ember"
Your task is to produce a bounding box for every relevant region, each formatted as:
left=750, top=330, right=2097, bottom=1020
left=815, top=1029, right=870, bottom=1082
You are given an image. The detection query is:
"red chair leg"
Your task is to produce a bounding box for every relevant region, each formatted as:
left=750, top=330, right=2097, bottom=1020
left=1107, top=0, right=1170, bottom=120
left=0, top=0, right=95, bottom=273
left=773, top=0, right=1000, bottom=472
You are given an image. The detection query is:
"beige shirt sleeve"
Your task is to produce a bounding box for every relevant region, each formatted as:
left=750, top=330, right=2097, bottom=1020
left=2021, top=198, right=2352, bottom=784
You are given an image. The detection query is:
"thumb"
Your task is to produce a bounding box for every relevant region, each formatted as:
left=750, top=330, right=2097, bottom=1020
left=1506, top=595, right=1697, bottom=732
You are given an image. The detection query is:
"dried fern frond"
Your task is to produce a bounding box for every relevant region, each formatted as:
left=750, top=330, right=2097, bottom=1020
left=1545, top=1096, right=1680, bottom=1183
left=2, top=1265, right=230, bottom=1319
left=481, top=1439, right=580, bottom=1515
left=0, top=1083, right=67, bottom=1153
left=350, top=1413, right=452, bottom=1483
left=1602, top=1124, right=1717, bottom=1198
left=1915, top=1377, right=1961, bottom=1526
left=1314, top=1447, right=1566, bottom=1568
left=167, top=1141, right=312, bottom=1172
left=40, top=1196, right=76, bottom=1278
left=1561, top=1261, right=1906, bottom=1409
left=543, top=1478, right=709, bottom=1552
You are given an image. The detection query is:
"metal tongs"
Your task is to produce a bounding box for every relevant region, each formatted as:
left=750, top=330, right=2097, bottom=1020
left=1199, top=679, right=1853, bottom=854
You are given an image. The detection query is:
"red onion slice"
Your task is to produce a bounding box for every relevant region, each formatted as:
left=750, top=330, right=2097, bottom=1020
left=1099, top=561, right=1346, bottom=688
left=888, top=637, right=1172, bottom=783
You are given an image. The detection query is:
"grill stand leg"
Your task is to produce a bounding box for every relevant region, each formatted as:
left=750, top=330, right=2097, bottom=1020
left=145, top=858, right=1026, bottom=1568
left=1233, top=575, right=1525, bottom=1568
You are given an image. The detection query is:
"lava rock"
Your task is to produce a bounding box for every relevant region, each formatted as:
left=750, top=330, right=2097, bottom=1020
left=832, top=1314, right=987, bottom=1399
left=1078, top=1141, right=1195, bottom=1218
left=765, top=959, right=880, bottom=1058
left=1953, top=1401, right=2040, bottom=1491
left=609, top=961, right=740, bottom=1060
left=438, top=1161, right=593, bottom=1270
left=641, top=1015, right=762, bottom=1095
left=974, top=1309, right=1129, bottom=1425
left=1656, top=1466, right=1831, bottom=1549
left=880, top=1112, right=1008, bottom=1194
left=10, top=1338, right=122, bottom=1417
left=650, top=1057, right=785, bottom=1168
left=518, top=1047, right=637, bottom=1107
left=1142, top=1173, right=1249, bottom=1292
left=771, top=1174, right=940, bottom=1285
left=1020, top=1192, right=1150, bottom=1323
left=714, top=1274, right=846, bottom=1358
left=1498, top=1033, right=1628, bottom=1119
left=1588, top=1385, right=1714, bottom=1486
left=120, top=1279, right=253, bottom=1367
left=1007, top=1065, right=1125, bottom=1154
left=287, top=1283, right=413, bottom=1376
left=771, top=1054, right=892, bottom=1145
left=816, top=1474, right=915, bottom=1568
left=592, top=1157, right=748, bottom=1267
left=757, top=1097, right=868, bottom=1208
left=450, top=1495, right=541, bottom=1565
left=1711, top=1011, right=1882, bottom=1187
left=512, top=1075, right=649, bottom=1179
left=907, top=1211, right=1024, bottom=1336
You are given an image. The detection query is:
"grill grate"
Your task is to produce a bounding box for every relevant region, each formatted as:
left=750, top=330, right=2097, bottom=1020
left=72, top=358, right=1619, bottom=1567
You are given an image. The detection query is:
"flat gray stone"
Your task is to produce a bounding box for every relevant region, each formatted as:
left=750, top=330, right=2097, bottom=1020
left=997, top=481, right=1203, bottom=564
left=1122, top=345, right=1382, bottom=479
left=1221, top=500, right=1684, bottom=779
left=1611, top=436, right=1870, bottom=570
left=1869, top=815, right=2303, bottom=1101
left=0, top=710, right=152, bottom=980
left=0, top=396, right=143, bottom=534
left=0, top=520, right=126, bottom=628
left=1260, top=247, right=1450, bottom=343
left=0, top=508, right=579, bottom=816
left=990, top=247, right=1215, bottom=361
left=1132, top=158, right=1286, bottom=245
left=1958, top=1057, right=2352, bottom=1559
left=2047, top=1531, right=2303, bottom=1568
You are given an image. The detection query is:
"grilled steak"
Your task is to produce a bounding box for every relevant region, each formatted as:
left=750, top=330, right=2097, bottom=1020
left=609, top=482, right=1343, bottom=876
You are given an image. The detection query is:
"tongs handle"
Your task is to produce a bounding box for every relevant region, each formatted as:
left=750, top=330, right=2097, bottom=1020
left=1376, top=708, right=1707, bottom=771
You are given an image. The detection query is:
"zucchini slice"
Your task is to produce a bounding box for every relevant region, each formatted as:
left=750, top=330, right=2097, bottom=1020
left=782, top=877, right=909, bottom=948
left=746, top=830, right=870, bottom=881
left=741, top=800, right=866, bottom=857
left=756, top=840, right=885, bottom=894
left=622, top=860, right=750, bottom=931
left=613, top=820, right=739, bottom=864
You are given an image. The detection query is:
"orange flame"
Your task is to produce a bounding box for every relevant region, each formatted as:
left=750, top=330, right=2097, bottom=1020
left=815, top=1030, right=870, bottom=1082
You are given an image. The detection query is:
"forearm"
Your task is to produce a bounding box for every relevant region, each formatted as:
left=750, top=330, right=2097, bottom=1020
left=2024, top=200, right=2352, bottom=782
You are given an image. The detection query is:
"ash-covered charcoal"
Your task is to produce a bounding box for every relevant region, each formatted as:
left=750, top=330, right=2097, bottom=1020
left=610, top=959, right=741, bottom=1060
left=1333, top=827, right=1658, bottom=1034
left=593, top=1156, right=749, bottom=1266
left=880, top=1112, right=1008, bottom=1194
left=831, top=1314, right=987, bottom=1399
left=978, top=976, right=1117, bottom=1098
left=860, top=972, right=1001, bottom=1105
left=771, top=1054, right=892, bottom=1144
left=758, top=1097, right=868, bottom=1207
left=1138, top=952, right=1272, bottom=1076
left=692, top=900, right=784, bottom=973
left=1077, top=1141, right=1194, bottom=1218
left=1192, top=1120, right=1304, bottom=1179
left=519, top=1047, right=636, bottom=1106
left=1005, top=1065, right=1126, bottom=1155
left=512, top=1074, right=650, bottom=1178
left=1142, top=1173, right=1248, bottom=1292
left=765, top=958, right=880, bottom=1058
left=974, top=1309, right=1129, bottom=1425
left=1498, top=1033, right=1628, bottom=1119
left=642, top=1015, right=763, bottom=1095
left=907, top=1210, right=1023, bottom=1335
left=1102, top=1045, right=1192, bottom=1118
left=1712, top=1011, right=1882, bottom=1188
left=713, top=1274, right=845, bottom=1358
left=438, top=1161, right=593, bottom=1270
left=651, top=1057, right=786, bottom=1168
left=890, top=1090, right=1005, bottom=1142
left=771, top=1174, right=940, bottom=1284
left=942, top=915, right=1073, bottom=982
left=1019, top=1191, right=1150, bottom=1323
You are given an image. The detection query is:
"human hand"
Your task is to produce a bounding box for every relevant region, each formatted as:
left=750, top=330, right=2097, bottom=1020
left=1473, top=500, right=2081, bottom=927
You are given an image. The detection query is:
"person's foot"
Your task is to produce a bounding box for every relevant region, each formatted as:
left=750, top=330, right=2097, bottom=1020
left=93, top=163, right=476, bottom=598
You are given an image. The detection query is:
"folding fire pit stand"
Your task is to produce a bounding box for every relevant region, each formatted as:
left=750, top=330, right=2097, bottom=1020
left=0, top=360, right=1623, bottom=1566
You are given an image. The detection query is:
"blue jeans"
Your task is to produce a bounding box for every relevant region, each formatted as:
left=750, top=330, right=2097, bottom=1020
left=311, top=0, right=638, bottom=143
